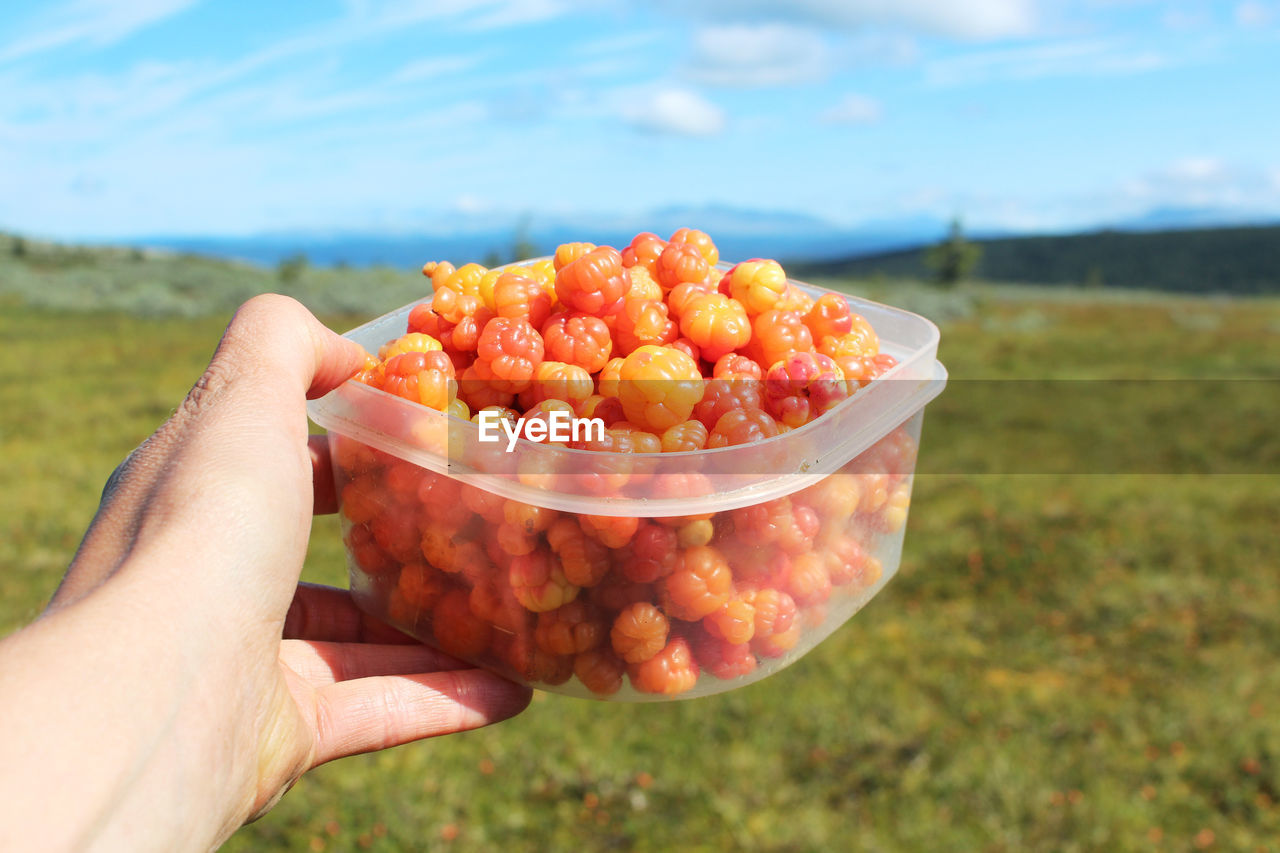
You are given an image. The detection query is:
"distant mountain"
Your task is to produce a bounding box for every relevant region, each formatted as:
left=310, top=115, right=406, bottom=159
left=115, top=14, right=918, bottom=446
left=1111, top=206, right=1280, bottom=233
left=136, top=207, right=951, bottom=270
left=791, top=223, right=1280, bottom=294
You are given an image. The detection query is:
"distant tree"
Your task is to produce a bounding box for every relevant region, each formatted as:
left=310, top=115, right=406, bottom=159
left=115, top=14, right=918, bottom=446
left=12, top=236, right=27, bottom=259
left=482, top=249, right=503, bottom=268
left=277, top=253, right=309, bottom=284
left=924, top=217, right=982, bottom=288
left=1084, top=266, right=1104, bottom=289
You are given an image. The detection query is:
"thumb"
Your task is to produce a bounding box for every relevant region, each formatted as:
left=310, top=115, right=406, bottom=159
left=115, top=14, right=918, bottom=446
left=60, top=295, right=367, bottom=611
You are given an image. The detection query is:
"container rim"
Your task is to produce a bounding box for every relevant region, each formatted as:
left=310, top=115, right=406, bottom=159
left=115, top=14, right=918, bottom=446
left=308, top=263, right=947, bottom=515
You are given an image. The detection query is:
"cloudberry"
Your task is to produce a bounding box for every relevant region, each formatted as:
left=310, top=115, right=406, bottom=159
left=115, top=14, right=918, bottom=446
left=724, top=259, right=787, bottom=315
left=555, top=246, right=628, bottom=317
left=661, top=545, right=733, bottom=621
left=629, top=636, right=700, bottom=696
left=509, top=549, right=580, bottom=612
left=679, top=293, right=750, bottom=362
left=611, top=602, right=669, bottom=664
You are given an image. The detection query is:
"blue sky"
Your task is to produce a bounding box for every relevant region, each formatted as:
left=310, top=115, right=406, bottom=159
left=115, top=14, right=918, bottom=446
left=1, top=0, right=1278, bottom=240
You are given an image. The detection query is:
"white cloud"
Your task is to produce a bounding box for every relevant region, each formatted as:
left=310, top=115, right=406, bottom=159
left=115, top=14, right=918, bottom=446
left=821, top=94, right=883, bottom=125
left=924, top=38, right=1165, bottom=86
left=1234, top=1, right=1274, bottom=27
left=1118, top=157, right=1280, bottom=214
left=574, top=30, right=665, bottom=57
left=621, top=88, right=726, bottom=136
left=685, top=24, right=829, bottom=87
left=1165, top=157, right=1226, bottom=182
left=664, top=0, right=1036, bottom=40
left=389, top=55, right=487, bottom=84
left=462, top=0, right=571, bottom=30
left=0, top=0, right=202, bottom=64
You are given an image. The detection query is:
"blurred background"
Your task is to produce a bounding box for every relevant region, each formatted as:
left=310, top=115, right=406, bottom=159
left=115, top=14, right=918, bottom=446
left=1, top=1, right=1278, bottom=851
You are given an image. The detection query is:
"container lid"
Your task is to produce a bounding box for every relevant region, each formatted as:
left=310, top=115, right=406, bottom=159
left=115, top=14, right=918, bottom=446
left=309, top=276, right=947, bottom=517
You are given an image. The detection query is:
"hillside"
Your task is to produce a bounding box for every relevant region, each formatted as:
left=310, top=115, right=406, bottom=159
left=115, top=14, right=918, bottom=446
left=0, top=231, right=425, bottom=318
left=789, top=224, right=1280, bottom=294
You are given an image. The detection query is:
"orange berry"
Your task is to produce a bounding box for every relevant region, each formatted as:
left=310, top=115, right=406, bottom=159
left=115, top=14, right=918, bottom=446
left=620, top=521, right=678, bottom=583
left=665, top=279, right=716, bottom=320
left=438, top=262, right=487, bottom=299
left=541, top=311, right=613, bottom=374
left=546, top=517, right=613, bottom=587
left=493, top=271, right=552, bottom=329
left=574, top=648, right=627, bottom=696
left=629, top=636, right=700, bottom=695
left=692, top=377, right=764, bottom=432
left=787, top=552, right=831, bottom=606
left=535, top=599, right=608, bottom=656
left=660, top=419, right=709, bottom=452
left=625, top=265, right=663, bottom=302
left=763, top=351, right=847, bottom=428
left=691, top=630, right=757, bottom=680
left=668, top=227, right=719, bottom=266
left=345, top=522, right=396, bottom=575
left=816, top=313, right=879, bottom=361
left=459, top=491, right=503, bottom=535
left=821, top=533, right=867, bottom=586
left=803, top=292, right=854, bottom=342
left=749, top=309, right=814, bottom=369
left=774, top=283, right=814, bottom=314
left=502, top=499, right=558, bottom=535
left=661, top=545, right=733, bottom=621
left=655, top=242, right=710, bottom=291
left=496, top=521, right=537, bottom=556
left=707, top=407, right=779, bottom=448
left=617, top=345, right=705, bottom=433
left=679, top=293, right=751, bottom=362
left=519, top=360, right=594, bottom=411
left=378, top=331, right=443, bottom=360
left=712, top=352, right=763, bottom=380
left=376, top=350, right=457, bottom=411
left=554, top=241, right=597, bottom=271
left=397, top=562, right=446, bottom=611
left=612, top=298, right=678, bottom=355
left=724, top=259, right=787, bottom=315
left=742, top=587, right=797, bottom=638
left=622, top=232, right=667, bottom=275
left=579, top=513, right=640, bottom=549
left=475, top=316, right=544, bottom=394
left=431, top=589, right=492, bottom=660
left=555, top=246, right=628, bottom=317
left=704, top=597, right=756, bottom=645
left=509, top=549, right=580, bottom=612
left=611, top=601, right=669, bottom=663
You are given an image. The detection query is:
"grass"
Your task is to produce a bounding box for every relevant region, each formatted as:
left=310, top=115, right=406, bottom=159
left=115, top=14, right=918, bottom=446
left=0, top=277, right=1277, bottom=851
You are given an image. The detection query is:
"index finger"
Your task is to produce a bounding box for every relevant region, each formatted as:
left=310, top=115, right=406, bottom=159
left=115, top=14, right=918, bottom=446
left=284, top=583, right=421, bottom=645
left=309, top=434, right=340, bottom=515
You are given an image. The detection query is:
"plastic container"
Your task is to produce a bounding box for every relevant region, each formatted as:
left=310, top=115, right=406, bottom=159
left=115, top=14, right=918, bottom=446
left=308, top=271, right=946, bottom=700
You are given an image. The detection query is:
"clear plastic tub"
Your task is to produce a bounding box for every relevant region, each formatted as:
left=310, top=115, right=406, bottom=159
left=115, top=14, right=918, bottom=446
left=308, top=274, right=946, bottom=700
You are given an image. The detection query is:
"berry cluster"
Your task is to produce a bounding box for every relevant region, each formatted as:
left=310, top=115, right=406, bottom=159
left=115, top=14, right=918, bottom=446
left=355, top=229, right=897, bottom=431
left=337, top=229, right=916, bottom=698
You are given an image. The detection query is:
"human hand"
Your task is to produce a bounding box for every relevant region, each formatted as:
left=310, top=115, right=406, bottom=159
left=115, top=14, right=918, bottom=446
left=1, top=295, right=530, bottom=851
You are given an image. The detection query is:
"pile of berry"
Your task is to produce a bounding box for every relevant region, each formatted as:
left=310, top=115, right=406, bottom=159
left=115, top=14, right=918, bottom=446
left=352, top=229, right=897, bottom=438
left=334, top=229, right=917, bottom=698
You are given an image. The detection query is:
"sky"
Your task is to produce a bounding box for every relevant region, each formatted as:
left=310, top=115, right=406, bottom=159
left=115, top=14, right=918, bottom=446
left=1, top=0, right=1278, bottom=240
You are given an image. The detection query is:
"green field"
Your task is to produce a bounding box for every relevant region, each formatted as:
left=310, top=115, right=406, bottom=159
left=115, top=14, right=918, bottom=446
left=1, top=269, right=1277, bottom=851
